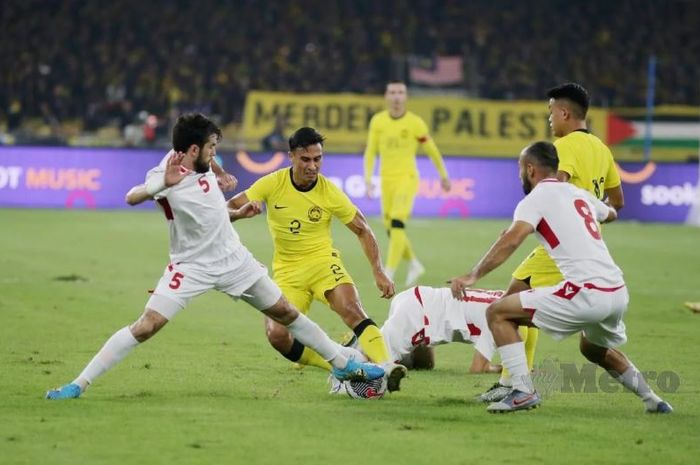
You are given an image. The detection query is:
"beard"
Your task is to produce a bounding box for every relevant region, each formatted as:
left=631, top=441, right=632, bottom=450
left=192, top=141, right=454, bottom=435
left=194, top=155, right=210, bottom=174
left=522, top=177, right=533, bottom=195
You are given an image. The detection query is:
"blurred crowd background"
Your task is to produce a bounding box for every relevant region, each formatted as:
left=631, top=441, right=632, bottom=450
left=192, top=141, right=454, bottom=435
left=0, top=0, right=698, bottom=147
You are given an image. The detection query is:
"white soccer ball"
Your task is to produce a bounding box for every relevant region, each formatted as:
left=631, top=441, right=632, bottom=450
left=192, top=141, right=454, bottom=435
left=344, top=376, right=387, bottom=400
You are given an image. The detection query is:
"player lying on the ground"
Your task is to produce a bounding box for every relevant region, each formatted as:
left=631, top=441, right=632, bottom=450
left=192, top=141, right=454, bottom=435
left=334, top=285, right=505, bottom=376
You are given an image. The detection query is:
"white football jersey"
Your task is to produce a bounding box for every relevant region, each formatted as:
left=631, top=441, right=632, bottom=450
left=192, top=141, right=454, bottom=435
left=416, top=286, right=501, bottom=358
left=145, top=154, right=242, bottom=265
left=513, top=179, right=623, bottom=286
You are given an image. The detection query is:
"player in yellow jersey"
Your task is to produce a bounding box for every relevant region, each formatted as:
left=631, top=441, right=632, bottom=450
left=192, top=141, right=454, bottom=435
left=478, top=82, right=625, bottom=402
left=228, top=127, right=408, bottom=392
left=364, top=81, right=451, bottom=287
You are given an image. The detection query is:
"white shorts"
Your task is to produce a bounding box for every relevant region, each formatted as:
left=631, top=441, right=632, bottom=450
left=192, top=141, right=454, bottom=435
left=519, top=280, right=629, bottom=348
left=146, top=246, right=282, bottom=319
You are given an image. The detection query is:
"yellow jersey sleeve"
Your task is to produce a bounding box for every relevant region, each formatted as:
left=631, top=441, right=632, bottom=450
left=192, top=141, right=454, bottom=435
left=603, top=147, right=622, bottom=189
left=413, top=114, right=449, bottom=179
left=326, top=180, right=358, bottom=224
left=245, top=170, right=280, bottom=203
left=363, top=114, right=380, bottom=184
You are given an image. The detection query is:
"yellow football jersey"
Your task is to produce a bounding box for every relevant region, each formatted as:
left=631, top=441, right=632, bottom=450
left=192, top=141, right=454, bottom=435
left=555, top=130, right=621, bottom=199
left=245, top=168, right=357, bottom=265
left=364, top=110, right=448, bottom=181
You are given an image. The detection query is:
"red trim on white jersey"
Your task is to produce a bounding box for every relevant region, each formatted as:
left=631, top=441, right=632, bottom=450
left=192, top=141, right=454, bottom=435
left=583, top=283, right=626, bottom=292
left=414, top=286, right=424, bottom=306
left=536, top=218, right=560, bottom=248
left=157, top=198, right=174, bottom=220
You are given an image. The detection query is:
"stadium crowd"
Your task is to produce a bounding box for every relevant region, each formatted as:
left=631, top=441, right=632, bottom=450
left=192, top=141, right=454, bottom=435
left=1, top=0, right=697, bottom=142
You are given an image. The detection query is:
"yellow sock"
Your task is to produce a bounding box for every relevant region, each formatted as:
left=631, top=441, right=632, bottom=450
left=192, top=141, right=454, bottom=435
left=357, top=322, right=391, bottom=364
left=402, top=235, right=416, bottom=260
left=524, top=327, right=539, bottom=370
left=386, top=227, right=408, bottom=271
left=298, top=346, right=332, bottom=371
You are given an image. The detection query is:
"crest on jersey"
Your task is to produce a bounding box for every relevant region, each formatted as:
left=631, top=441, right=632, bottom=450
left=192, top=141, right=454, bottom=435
left=401, top=129, right=409, bottom=138
left=308, top=206, right=323, bottom=222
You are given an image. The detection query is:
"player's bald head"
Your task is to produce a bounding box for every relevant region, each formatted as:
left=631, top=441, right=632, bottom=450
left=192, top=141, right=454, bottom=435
left=520, top=141, right=559, bottom=174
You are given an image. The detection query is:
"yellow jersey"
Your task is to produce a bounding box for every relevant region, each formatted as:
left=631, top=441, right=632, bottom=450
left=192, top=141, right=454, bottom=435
left=364, top=110, right=448, bottom=182
left=555, top=130, right=621, bottom=199
left=245, top=168, right=357, bottom=265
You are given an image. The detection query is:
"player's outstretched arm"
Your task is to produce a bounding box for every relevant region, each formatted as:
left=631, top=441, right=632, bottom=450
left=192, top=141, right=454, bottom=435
left=604, top=185, right=624, bottom=211
left=345, top=211, right=395, bottom=298
left=449, top=221, right=533, bottom=298
left=227, top=192, right=262, bottom=221
left=469, top=351, right=502, bottom=374
left=125, top=184, right=151, bottom=206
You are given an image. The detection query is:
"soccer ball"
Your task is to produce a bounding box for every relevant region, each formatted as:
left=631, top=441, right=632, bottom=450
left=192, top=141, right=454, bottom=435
left=344, top=376, right=388, bottom=400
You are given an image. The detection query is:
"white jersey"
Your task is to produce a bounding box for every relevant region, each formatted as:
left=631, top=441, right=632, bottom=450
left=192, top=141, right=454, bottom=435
left=381, top=286, right=503, bottom=362
left=145, top=153, right=242, bottom=265
left=513, top=179, right=623, bottom=286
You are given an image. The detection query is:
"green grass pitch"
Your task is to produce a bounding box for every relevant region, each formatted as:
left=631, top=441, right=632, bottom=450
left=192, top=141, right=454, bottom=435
left=1, top=209, right=698, bottom=464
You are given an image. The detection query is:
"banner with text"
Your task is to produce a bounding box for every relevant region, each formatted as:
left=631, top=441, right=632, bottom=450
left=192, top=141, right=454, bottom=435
left=243, top=91, right=609, bottom=156
left=1, top=147, right=697, bottom=223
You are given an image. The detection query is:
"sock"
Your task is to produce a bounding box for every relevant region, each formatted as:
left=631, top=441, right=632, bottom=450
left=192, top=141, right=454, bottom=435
left=403, top=237, right=416, bottom=260
left=354, top=319, right=391, bottom=364
left=498, top=342, right=533, bottom=393
left=611, top=365, right=663, bottom=410
left=286, top=314, right=347, bottom=369
left=386, top=224, right=408, bottom=271
left=73, top=326, right=139, bottom=391
left=299, top=347, right=332, bottom=370
left=524, top=327, right=539, bottom=370
left=499, top=326, right=529, bottom=385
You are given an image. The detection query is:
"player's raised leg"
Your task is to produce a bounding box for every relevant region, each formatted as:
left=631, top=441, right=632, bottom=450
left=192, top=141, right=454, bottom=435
left=579, top=336, right=672, bottom=413
left=46, top=308, right=169, bottom=400
left=326, top=283, right=407, bottom=391
left=244, top=276, right=385, bottom=382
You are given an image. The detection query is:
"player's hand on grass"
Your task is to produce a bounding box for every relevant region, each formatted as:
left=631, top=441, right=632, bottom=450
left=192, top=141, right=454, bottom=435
left=217, top=172, right=238, bottom=192
left=448, top=273, right=478, bottom=299
left=375, top=270, right=395, bottom=299
left=165, top=152, right=190, bottom=187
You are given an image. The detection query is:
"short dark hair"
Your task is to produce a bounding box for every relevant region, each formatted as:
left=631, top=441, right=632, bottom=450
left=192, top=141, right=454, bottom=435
left=386, top=80, right=407, bottom=88
left=523, top=141, right=559, bottom=173
left=289, top=127, right=325, bottom=151
left=172, top=113, right=221, bottom=153
left=546, top=82, right=589, bottom=119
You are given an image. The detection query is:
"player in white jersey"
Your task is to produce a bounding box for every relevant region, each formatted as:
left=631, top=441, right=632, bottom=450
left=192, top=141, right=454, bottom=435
left=449, top=141, right=672, bottom=414
left=380, top=286, right=503, bottom=372
left=46, top=113, right=384, bottom=400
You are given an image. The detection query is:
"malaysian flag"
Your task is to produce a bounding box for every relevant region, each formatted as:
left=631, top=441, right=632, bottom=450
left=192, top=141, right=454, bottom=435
left=409, top=55, right=464, bottom=86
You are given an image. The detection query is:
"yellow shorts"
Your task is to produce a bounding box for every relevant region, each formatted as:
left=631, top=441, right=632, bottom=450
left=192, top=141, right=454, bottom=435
left=381, top=175, right=419, bottom=228
left=512, top=245, right=563, bottom=288
left=273, top=251, right=354, bottom=314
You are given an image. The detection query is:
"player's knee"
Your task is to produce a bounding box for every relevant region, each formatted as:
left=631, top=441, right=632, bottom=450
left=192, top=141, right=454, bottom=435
left=579, top=337, right=605, bottom=364
left=266, top=324, right=293, bottom=352
left=130, top=310, right=168, bottom=342
left=485, top=303, right=502, bottom=327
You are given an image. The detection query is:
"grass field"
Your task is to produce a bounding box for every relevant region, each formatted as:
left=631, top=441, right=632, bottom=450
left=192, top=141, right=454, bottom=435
left=1, top=209, right=699, bottom=465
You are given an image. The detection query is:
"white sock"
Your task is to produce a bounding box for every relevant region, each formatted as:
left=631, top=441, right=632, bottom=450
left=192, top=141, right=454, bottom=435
left=498, top=342, right=533, bottom=393
left=73, top=327, right=139, bottom=391
left=499, top=373, right=513, bottom=387
left=611, top=365, right=663, bottom=410
left=286, top=314, right=348, bottom=369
